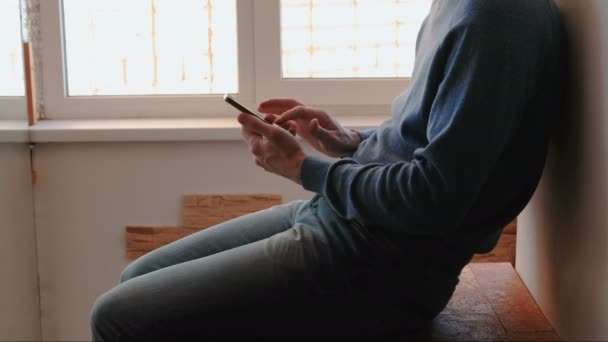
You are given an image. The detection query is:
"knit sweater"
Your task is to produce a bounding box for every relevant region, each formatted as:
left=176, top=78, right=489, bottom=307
left=300, top=0, right=566, bottom=253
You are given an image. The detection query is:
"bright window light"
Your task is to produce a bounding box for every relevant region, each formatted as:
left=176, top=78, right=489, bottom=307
left=62, top=0, right=238, bottom=96
left=0, top=0, right=24, bottom=96
left=281, top=0, right=431, bottom=78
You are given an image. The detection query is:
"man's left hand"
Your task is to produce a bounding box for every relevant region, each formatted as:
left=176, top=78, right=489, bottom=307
left=238, top=113, right=307, bottom=184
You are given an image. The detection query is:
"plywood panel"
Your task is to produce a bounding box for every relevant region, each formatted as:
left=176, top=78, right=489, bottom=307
left=472, top=220, right=517, bottom=265
left=472, top=233, right=516, bottom=265
left=125, top=226, right=198, bottom=259
left=182, top=194, right=282, bottom=228
left=411, top=263, right=559, bottom=341
left=126, top=194, right=283, bottom=259
left=469, top=263, right=555, bottom=334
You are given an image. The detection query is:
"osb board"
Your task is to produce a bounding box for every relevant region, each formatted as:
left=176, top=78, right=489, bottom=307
left=182, top=194, right=283, bottom=228
left=503, top=219, right=517, bottom=235
left=471, top=233, right=516, bottom=266
left=408, top=263, right=558, bottom=341
left=126, top=226, right=198, bottom=259
left=471, top=220, right=517, bottom=266
left=468, top=263, right=555, bottom=334
left=126, top=194, right=283, bottom=259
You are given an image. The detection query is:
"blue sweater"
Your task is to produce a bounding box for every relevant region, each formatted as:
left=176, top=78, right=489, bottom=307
left=300, top=0, right=566, bottom=253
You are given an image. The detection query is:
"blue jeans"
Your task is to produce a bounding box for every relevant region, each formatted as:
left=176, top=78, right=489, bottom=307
left=91, top=196, right=471, bottom=340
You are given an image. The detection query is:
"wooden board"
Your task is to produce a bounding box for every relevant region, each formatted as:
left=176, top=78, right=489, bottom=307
left=468, top=263, right=555, bottom=334
left=125, top=226, right=198, bottom=259
left=472, top=220, right=517, bottom=266
left=23, top=42, right=38, bottom=126
left=126, top=194, right=283, bottom=259
left=471, top=232, right=516, bottom=266
left=411, top=262, right=559, bottom=341
left=182, top=194, right=283, bottom=228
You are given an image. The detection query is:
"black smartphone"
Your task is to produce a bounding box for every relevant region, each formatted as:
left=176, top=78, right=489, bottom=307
left=223, top=94, right=270, bottom=124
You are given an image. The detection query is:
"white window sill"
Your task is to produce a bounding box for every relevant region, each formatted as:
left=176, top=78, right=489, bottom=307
left=28, top=116, right=385, bottom=143
left=0, top=120, right=30, bottom=143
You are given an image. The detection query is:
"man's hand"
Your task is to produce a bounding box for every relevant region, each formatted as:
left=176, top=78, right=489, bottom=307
left=258, top=98, right=361, bottom=158
left=238, top=112, right=307, bottom=184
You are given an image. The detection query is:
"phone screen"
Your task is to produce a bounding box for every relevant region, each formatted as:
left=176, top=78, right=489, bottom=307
left=223, top=94, right=269, bottom=124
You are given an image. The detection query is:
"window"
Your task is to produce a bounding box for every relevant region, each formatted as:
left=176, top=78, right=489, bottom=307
left=280, top=0, right=429, bottom=79
left=40, top=0, right=254, bottom=118
left=0, top=0, right=26, bottom=119
left=62, top=0, right=238, bottom=96
left=39, top=0, right=431, bottom=119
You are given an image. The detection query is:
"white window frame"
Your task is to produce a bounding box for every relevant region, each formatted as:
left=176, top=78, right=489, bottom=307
left=0, top=97, right=27, bottom=120
left=38, top=0, right=417, bottom=120
left=39, top=0, right=256, bottom=119
left=253, top=0, right=409, bottom=116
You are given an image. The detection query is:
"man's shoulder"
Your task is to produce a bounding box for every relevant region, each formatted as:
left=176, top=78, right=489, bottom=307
left=441, top=0, right=557, bottom=41
left=455, top=0, right=551, bottom=17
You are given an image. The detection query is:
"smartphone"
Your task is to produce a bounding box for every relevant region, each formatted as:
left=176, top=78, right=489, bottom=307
left=223, top=94, right=270, bottom=124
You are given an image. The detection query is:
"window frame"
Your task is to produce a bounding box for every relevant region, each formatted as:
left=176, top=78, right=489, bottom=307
left=0, top=97, right=27, bottom=120
left=39, top=0, right=256, bottom=119
left=38, top=0, right=419, bottom=120
left=253, top=0, right=411, bottom=114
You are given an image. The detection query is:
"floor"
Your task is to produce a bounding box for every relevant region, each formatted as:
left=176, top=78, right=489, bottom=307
left=414, top=263, right=559, bottom=341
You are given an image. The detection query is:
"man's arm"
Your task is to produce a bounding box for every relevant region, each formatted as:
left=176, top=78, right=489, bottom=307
left=299, top=12, right=546, bottom=237
left=352, top=128, right=376, bottom=143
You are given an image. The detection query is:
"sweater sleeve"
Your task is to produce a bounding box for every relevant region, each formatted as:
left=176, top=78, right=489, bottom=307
left=300, top=15, right=541, bottom=237
left=355, top=128, right=376, bottom=142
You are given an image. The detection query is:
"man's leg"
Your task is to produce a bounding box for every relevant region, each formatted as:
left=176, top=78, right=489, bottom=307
left=91, top=219, right=370, bottom=340
left=91, top=196, right=461, bottom=339
left=119, top=200, right=310, bottom=283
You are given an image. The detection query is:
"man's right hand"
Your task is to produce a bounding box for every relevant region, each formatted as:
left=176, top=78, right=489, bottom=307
left=258, top=98, right=361, bottom=158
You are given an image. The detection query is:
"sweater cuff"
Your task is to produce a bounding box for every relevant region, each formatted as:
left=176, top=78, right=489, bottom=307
left=356, top=128, right=376, bottom=141
left=300, top=156, right=333, bottom=194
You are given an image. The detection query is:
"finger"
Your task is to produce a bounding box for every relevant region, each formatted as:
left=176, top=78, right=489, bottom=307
left=275, top=106, right=325, bottom=125
left=310, top=118, right=333, bottom=141
left=240, top=126, right=261, bottom=146
left=287, top=121, right=297, bottom=136
left=254, top=158, right=270, bottom=172
left=265, top=113, right=297, bottom=134
left=258, top=98, right=303, bottom=114
left=264, top=113, right=279, bottom=124
left=238, top=112, right=277, bottom=138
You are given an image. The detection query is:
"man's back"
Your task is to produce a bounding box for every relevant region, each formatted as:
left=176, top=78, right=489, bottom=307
left=300, top=0, right=567, bottom=252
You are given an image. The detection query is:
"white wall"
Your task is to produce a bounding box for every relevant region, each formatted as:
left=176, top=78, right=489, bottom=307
left=33, top=141, right=316, bottom=340
left=29, top=2, right=608, bottom=340
left=0, top=144, right=41, bottom=340
left=517, top=1, right=608, bottom=340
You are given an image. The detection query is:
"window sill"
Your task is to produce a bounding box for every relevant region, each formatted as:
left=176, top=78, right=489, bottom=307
left=28, top=116, right=385, bottom=143
left=0, top=120, right=30, bottom=143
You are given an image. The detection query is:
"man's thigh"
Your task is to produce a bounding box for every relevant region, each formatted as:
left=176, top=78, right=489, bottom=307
left=120, top=200, right=310, bottom=282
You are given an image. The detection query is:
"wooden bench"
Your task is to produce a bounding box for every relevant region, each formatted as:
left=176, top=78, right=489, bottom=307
left=409, top=263, right=559, bottom=341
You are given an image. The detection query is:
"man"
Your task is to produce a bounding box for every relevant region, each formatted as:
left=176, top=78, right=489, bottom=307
left=91, top=0, right=566, bottom=339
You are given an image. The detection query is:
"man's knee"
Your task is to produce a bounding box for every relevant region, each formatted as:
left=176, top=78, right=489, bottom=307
left=90, top=291, right=124, bottom=341
left=119, top=257, right=156, bottom=283
left=119, top=262, right=140, bottom=283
